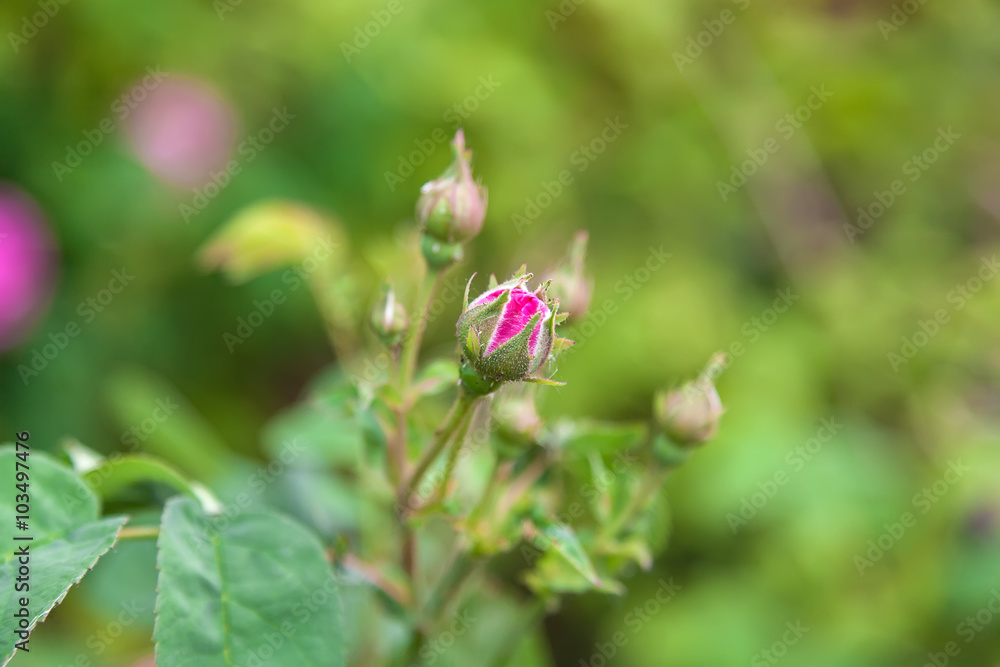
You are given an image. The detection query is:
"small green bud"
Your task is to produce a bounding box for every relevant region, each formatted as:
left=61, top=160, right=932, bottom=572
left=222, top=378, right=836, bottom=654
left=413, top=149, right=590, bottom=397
left=370, top=282, right=408, bottom=346
left=420, top=235, right=463, bottom=270
left=654, top=353, right=726, bottom=446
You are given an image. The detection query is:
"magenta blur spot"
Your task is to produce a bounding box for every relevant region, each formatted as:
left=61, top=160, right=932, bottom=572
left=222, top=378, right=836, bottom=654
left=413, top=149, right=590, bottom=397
left=0, top=187, right=56, bottom=350
left=124, top=77, right=237, bottom=188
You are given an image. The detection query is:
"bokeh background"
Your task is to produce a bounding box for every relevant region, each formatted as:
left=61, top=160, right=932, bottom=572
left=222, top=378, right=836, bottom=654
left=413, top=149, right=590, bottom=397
left=2, top=0, right=1000, bottom=665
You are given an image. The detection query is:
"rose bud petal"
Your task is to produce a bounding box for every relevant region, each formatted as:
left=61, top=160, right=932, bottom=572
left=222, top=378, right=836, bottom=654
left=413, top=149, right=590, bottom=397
left=416, top=130, right=487, bottom=244
left=456, top=271, right=558, bottom=383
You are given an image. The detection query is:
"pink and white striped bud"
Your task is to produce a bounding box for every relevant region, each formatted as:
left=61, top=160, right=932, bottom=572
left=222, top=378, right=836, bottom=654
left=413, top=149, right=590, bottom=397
left=456, top=271, right=561, bottom=383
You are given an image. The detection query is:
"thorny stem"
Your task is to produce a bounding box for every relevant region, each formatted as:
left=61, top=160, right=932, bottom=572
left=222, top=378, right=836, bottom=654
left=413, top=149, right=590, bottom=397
left=398, top=270, right=444, bottom=399
left=425, top=550, right=479, bottom=622
left=430, top=405, right=477, bottom=505
left=401, top=390, right=477, bottom=510
left=468, top=459, right=513, bottom=528
left=394, top=268, right=444, bottom=584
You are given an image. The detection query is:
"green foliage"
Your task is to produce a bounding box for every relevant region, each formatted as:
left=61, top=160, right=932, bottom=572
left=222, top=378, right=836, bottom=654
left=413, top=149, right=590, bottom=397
left=154, top=497, right=345, bottom=667
left=0, top=448, right=127, bottom=664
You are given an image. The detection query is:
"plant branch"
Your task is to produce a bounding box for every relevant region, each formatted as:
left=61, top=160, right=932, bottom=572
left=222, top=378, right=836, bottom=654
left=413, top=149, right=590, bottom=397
left=401, top=390, right=477, bottom=510
left=430, top=405, right=477, bottom=505
left=118, top=525, right=160, bottom=541
left=398, top=270, right=443, bottom=398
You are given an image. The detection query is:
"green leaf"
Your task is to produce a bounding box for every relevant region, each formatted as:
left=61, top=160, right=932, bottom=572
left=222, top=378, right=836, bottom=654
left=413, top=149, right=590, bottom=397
left=536, top=521, right=602, bottom=588
left=596, top=536, right=654, bottom=571
left=0, top=447, right=126, bottom=664
left=523, top=550, right=624, bottom=597
left=197, top=199, right=346, bottom=284
left=154, top=497, right=345, bottom=667
left=83, top=454, right=199, bottom=502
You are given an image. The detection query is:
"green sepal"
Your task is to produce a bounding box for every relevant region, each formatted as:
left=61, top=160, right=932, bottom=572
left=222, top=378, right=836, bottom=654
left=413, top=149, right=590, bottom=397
left=462, top=273, right=477, bottom=310
left=522, top=377, right=566, bottom=387
left=459, top=360, right=503, bottom=396
left=466, top=326, right=482, bottom=357
left=420, top=234, right=463, bottom=270
left=481, top=312, right=541, bottom=381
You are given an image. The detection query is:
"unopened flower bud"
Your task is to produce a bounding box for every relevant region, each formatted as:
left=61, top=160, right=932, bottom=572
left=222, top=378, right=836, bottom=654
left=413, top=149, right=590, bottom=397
left=370, top=282, right=408, bottom=346
left=655, top=353, right=727, bottom=446
left=547, top=230, right=592, bottom=323
left=456, top=270, right=561, bottom=384
left=416, top=130, right=487, bottom=245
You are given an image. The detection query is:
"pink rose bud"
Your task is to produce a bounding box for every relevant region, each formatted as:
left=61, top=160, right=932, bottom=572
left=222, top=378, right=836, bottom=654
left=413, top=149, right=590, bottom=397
left=0, top=187, right=56, bottom=350
left=370, top=282, right=408, bottom=346
left=416, top=130, right=487, bottom=244
left=547, top=230, right=592, bottom=323
left=655, top=352, right=727, bottom=446
left=456, top=270, right=559, bottom=384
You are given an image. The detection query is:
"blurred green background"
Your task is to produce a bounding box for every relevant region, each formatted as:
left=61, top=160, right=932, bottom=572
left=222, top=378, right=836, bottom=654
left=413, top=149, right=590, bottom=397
left=2, top=0, right=1000, bottom=665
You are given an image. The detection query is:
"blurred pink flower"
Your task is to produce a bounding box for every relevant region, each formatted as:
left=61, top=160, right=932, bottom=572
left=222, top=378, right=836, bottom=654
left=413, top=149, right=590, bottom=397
left=0, top=187, right=56, bottom=350
left=124, top=77, right=237, bottom=188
